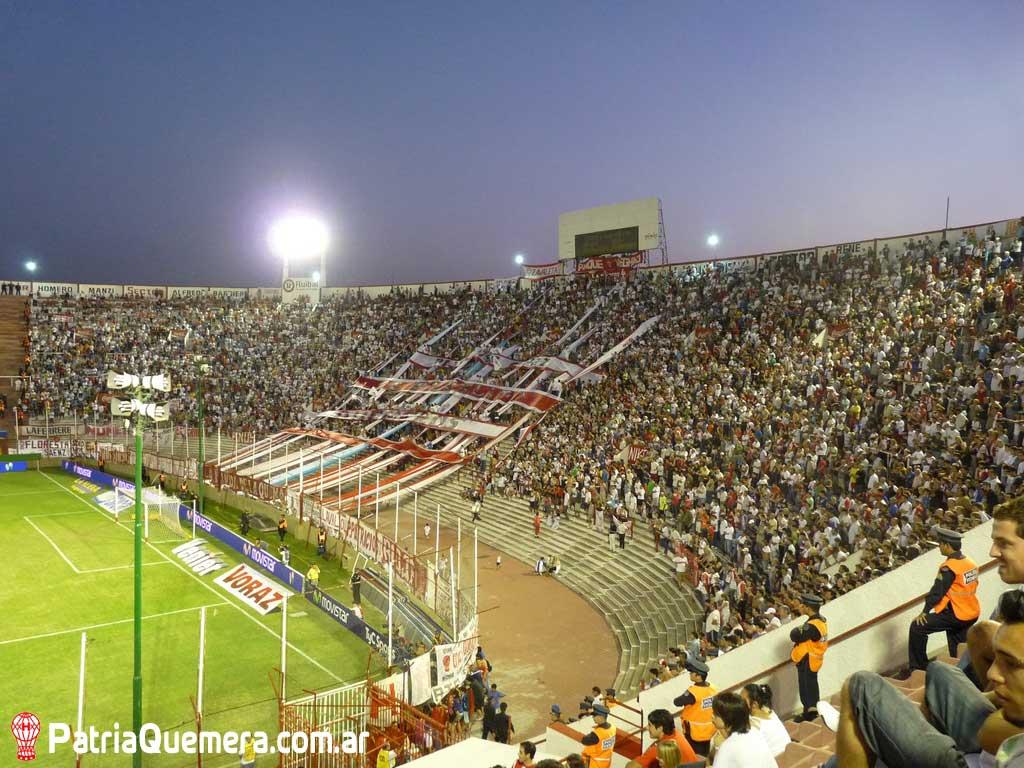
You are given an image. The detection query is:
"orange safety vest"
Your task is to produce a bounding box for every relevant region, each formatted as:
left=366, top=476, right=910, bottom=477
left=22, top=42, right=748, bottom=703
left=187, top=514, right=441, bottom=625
left=933, top=556, right=980, bottom=621
left=790, top=618, right=829, bottom=673
left=681, top=683, right=717, bottom=742
left=581, top=723, right=617, bottom=768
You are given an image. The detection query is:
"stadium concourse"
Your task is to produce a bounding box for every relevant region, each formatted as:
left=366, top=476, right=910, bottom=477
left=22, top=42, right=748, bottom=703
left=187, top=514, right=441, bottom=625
left=6, top=214, right=1024, bottom=765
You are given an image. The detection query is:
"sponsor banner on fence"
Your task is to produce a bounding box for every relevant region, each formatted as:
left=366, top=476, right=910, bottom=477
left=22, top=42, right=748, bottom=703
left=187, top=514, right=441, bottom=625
left=124, top=285, right=167, bottom=299
left=0, top=461, right=28, bottom=473
left=32, top=281, right=78, bottom=298
left=181, top=506, right=304, bottom=591
left=306, top=587, right=400, bottom=661
left=79, top=283, right=123, bottom=297
left=62, top=460, right=138, bottom=495
left=20, top=439, right=98, bottom=458
left=168, top=286, right=210, bottom=299
left=816, top=239, right=874, bottom=261
left=282, top=277, right=321, bottom=305
left=522, top=262, right=563, bottom=280
left=215, top=563, right=291, bottom=614
left=20, top=424, right=79, bottom=437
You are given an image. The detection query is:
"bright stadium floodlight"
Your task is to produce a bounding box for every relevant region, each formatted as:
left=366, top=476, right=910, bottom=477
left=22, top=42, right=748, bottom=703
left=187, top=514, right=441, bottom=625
left=312, top=270, right=321, bottom=282
left=706, top=234, right=720, bottom=248
left=24, top=260, right=37, bottom=273
left=268, top=213, right=330, bottom=262
left=514, top=253, right=525, bottom=265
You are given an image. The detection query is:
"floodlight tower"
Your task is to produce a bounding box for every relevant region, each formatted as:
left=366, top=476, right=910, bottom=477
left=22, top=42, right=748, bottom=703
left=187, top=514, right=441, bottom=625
left=268, top=213, right=330, bottom=286
left=106, top=371, right=171, bottom=768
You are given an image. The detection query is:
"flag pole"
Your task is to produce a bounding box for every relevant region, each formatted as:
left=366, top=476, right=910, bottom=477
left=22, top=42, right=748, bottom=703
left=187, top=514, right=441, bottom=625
left=449, top=548, right=457, bottom=636
left=457, top=517, right=462, bottom=592
left=435, top=504, right=441, bottom=570
left=413, top=492, right=418, bottom=556
left=375, top=472, right=380, bottom=530
left=357, top=465, right=363, bottom=519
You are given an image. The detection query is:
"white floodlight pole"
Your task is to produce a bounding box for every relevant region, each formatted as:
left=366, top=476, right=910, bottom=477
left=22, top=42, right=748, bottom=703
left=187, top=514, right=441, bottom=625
left=319, top=453, right=324, bottom=501
left=413, top=492, right=418, bottom=556
left=449, top=548, right=457, bottom=635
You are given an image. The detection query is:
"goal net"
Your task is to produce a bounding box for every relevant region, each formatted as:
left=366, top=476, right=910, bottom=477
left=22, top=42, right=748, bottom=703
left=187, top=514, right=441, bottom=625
left=96, top=486, right=188, bottom=541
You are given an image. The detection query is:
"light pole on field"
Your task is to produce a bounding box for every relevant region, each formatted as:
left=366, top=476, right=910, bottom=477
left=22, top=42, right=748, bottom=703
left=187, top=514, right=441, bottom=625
left=106, top=371, right=171, bottom=768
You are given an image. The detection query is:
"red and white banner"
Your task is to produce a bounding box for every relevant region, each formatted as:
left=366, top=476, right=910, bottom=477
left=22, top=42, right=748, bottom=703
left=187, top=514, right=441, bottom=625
left=330, top=514, right=428, bottom=598
left=569, top=315, right=660, bottom=382
left=354, top=376, right=561, bottom=412
left=214, top=563, right=291, bottom=615
left=522, top=261, right=563, bottom=281
left=576, top=252, right=646, bottom=273
left=433, top=617, right=479, bottom=692
left=319, top=409, right=508, bottom=439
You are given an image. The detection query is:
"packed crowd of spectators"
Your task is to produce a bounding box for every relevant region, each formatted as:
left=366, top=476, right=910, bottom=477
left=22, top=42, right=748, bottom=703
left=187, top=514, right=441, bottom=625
left=491, top=225, right=1024, bottom=657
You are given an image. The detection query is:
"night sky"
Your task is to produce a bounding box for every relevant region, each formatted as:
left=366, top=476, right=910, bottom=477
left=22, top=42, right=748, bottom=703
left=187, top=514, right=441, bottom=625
left=2, top=1, right=1021, bottom=288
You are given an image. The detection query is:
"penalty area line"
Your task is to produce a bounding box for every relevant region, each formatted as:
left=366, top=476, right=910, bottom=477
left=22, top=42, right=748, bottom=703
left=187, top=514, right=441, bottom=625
left=0, top=602, right=228, bottom=647
left=38, top=470, right=344, bottom=683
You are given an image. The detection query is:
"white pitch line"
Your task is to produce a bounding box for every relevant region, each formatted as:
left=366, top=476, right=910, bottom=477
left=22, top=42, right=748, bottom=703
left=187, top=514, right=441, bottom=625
left=0, top=602, right=228, bottom=647
left=21, top=509, right=91, bottom=518
left=23, top=516, right=80, bottom=573
left=0, top=489, right=68, bottom=497
left=38, top=471, right=344, bottom=682
left=79, top=562, right=173, bottom=573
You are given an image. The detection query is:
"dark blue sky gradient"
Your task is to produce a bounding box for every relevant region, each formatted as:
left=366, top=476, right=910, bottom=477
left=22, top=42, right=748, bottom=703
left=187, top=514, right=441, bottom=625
left=2, top=1, right=1021, bottom=287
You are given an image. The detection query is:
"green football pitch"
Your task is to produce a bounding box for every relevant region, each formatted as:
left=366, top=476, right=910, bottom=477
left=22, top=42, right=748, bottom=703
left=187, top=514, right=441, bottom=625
left=0, top=468, right=381, bottom=767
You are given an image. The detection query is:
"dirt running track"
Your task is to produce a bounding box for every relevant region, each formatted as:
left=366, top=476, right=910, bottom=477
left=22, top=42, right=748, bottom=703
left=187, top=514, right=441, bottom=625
left=385, top=506, right=619, bottom=740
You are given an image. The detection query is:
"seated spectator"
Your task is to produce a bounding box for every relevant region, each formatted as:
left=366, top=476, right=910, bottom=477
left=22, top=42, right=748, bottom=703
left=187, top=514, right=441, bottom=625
left=821, top=590, right=1024, bottom=768
left=741, top=684, right=790, bottom=756
left=709, top=692, right=777, bottom=768
left=625, top=708, right=698, bottom=767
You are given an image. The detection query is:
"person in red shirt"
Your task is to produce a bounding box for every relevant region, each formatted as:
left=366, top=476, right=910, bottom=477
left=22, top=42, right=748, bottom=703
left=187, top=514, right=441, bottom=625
left=513, top=740, right=537, bottom=767
left=625, top=708, right=698, bottom=767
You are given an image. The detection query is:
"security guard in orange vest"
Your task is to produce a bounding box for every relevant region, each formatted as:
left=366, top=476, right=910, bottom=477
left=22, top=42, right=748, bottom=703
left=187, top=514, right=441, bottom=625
left=790, top=593, right=828, bottom=723
left=908, top=527, right=980, bottom=671
left=580, top=702, right=616, bottom=768
left=672, top=658, right=717, bottom=756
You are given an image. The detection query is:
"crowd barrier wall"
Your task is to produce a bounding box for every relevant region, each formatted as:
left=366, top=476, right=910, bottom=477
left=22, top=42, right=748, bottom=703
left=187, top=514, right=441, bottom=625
left=4, top=215, right=1018, bottom=300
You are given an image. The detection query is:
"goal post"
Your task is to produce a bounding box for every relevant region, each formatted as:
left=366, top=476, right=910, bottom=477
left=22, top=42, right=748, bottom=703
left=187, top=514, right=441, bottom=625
left=141, top=487, right=188, bottom=540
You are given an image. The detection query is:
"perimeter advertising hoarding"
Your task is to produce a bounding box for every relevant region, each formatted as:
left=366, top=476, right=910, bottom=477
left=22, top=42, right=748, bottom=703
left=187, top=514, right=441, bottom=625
left=32, top=282, right=78, bottom=298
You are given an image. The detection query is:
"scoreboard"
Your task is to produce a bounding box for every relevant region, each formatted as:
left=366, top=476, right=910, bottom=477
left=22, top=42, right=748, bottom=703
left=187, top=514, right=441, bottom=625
left=558, top=197, right=662, bottom=261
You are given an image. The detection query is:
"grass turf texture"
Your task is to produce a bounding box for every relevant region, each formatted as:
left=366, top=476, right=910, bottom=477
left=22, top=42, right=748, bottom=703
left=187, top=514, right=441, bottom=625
left=0, top=468, right=384, bottom=767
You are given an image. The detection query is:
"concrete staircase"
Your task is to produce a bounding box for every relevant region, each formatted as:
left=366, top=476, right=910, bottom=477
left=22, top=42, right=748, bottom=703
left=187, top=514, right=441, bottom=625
left=417, top=441, right=702, bottom=698
left=0, top=297, right=28, bottom=440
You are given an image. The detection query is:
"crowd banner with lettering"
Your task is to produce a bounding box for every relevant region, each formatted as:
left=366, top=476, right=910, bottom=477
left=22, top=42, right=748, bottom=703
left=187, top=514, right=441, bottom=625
left=576, top=252, right=647, bottom=274
left=124, top=285, right=167, bottom=299
left=204, top=465, right=288, bottom=502
left=209, top=287, right=248, bottom=300
left=432, top=616, right=479, bottom=693
left=521, top=261, right=564, bottom=280
left=758, top=248, right=817, bottom=268
left=168, top=286, right=210, bottom=299
left=79, top=283, right=124, bottom=297
left=353, top=376, right=561, bottom=413
left=32, top=282, right=78, bottom=298
left=718, top=256, right=758, bottom=273
left=20, top=439, right=98, bottom=458
left=327, top=512, right=428, bottom=599
left=100, top=447, right=198, bottom=480
left=20, top=424, right=79, bottom=438
left=816, top=239, right=875, bottom=263
left=282, top=277, right=321, bottom=305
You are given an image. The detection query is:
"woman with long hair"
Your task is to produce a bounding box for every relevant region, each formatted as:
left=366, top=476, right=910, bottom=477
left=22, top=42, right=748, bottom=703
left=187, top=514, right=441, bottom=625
left=710, top=692, right=778, bottom=768
left=741, top=683, right=791, bottom=756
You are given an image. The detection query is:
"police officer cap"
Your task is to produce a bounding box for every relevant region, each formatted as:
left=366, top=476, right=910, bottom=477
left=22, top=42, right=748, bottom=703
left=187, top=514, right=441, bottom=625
left=934, top=527, right=963, bottom=547
left=592, top=703, right=610, bottom=718
left=801, top=593, right=824, bottom=608
left=551, top=704, right=561, bottom=715
left=684, top=658, right=710, bottom=676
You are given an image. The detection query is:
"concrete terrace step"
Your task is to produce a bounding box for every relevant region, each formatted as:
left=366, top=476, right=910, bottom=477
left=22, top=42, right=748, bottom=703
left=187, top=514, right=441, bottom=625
left=418, top=472, right=700, bottom=698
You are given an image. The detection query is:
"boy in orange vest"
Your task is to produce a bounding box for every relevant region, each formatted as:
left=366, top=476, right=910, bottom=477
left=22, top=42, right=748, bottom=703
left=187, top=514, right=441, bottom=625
left=790, top=593, right=828, bottom=723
